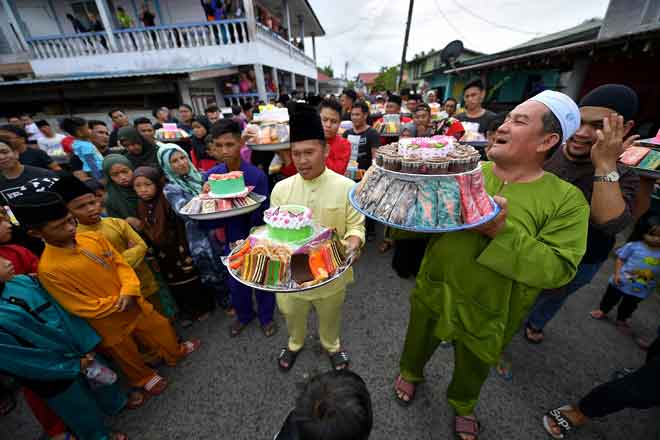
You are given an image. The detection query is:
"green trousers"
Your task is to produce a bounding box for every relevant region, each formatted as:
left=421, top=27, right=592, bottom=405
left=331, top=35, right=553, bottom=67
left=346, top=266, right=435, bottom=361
left=399, top=294, right=491, bottom=416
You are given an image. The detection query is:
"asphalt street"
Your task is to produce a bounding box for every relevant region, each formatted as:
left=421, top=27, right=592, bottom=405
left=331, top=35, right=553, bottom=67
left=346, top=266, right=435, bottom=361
left=4, top=230, right=660, bottom=440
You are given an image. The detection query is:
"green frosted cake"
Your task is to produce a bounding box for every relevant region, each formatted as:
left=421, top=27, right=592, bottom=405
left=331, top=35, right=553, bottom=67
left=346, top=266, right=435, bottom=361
left=264, top=205, right=314, bottom=243
left=208, top=171, right=246, bottom=197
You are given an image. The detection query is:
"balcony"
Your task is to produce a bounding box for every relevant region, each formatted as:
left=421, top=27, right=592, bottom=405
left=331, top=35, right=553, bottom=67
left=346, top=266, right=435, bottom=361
left=23, top=18, right=316, bottom=80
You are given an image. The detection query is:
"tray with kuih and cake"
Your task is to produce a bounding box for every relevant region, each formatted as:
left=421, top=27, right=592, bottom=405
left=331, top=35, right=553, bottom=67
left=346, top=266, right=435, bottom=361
left=244, top=107, right=290, bottom=151
left=350, top=136, right=500, bottom=233
left=619, top=146, right=660, bottom=179
left=179, top=171, right=267, bottom=220
left=155, top=123, right=191, bottom=142
left=222, top=205, right=355, bottom=293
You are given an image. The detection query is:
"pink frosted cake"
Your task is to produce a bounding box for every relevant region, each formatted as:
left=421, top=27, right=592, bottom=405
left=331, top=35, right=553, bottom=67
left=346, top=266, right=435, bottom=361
left=264, top=205, right=314, bottom=243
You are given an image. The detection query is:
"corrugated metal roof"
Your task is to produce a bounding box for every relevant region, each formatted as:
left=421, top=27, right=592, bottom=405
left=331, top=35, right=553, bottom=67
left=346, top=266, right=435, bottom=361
left=509, top=18, right=602, bottom=50
left=0, top=64, right=233, bottom=87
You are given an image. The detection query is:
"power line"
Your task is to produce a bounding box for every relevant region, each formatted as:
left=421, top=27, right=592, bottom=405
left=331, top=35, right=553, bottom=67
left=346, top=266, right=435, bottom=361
left=450, top=0, right=542, bottom=36
left=432, top=0, right=469, bottom=44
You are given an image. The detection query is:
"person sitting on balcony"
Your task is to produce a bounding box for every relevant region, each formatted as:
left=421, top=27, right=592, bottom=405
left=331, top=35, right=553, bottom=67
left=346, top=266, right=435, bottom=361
left=118, top=127, right=159, bottom=170
left=140, top=3, right=156, bottom=27
left=0, top=125, right=61, bottom=173
left=133, top=117, right=156, bottom=145
left=108, top=109, right=131, bottom=149
left=66, top=13, right=88, bottom=33
left=116, top=7, right=134, bottom=29
left=177, top=104, right=195, bottom=135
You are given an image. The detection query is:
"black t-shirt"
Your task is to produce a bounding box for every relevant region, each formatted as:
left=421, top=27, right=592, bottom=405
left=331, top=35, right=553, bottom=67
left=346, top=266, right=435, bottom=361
left=456, top=109, right=497, bottom=134
left=142, top=11, right=156, bottom=26
left=343, top=127, right=381, bottom=169
left=0, top=166, right=58, bottom=204
left=19, top=148, right=53, bottom=169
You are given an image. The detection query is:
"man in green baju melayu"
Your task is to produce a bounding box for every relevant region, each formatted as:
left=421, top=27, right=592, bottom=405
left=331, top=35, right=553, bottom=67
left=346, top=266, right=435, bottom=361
left=393, top=90, right=591, bottom=440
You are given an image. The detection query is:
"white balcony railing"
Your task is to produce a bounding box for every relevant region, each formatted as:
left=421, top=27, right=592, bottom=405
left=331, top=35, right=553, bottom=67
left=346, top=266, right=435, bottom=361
left=26, top=19, right=250, bottom=59
left=223, top=92, right=278, bottom=107
left=255, top=23, right=315, bottom=68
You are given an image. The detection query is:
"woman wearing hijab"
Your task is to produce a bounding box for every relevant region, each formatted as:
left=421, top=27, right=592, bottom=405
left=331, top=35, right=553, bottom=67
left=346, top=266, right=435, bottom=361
left=102, top=154, right=141, bottom=227
left=118, top=126, right=159, bottom=169
left=157, top=143, right=231, bottom=313
left=190, top=116, right=217, bottom=171
left=133, top=166, right=216, bottom=326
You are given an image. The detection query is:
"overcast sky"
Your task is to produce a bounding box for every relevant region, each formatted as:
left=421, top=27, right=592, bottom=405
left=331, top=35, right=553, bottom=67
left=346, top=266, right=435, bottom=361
left=305, top=0, right=610, bottom=79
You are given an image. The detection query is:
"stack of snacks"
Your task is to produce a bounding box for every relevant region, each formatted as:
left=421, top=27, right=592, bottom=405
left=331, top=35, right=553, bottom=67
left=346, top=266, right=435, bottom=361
left=381, top=114, right=401, bottom=136
left=179, top=192, right=260, bottom=216
left=245, top=107, right=290, bottom=146
left=155, top=123, right=190, bottom=141
left=619, top=146, right=660, bottom=177
left=353, top=165, right=494, bottom=230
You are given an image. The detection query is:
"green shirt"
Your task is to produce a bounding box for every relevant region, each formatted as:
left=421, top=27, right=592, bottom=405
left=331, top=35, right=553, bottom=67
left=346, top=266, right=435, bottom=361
left=396, top=161, right=589, bottom=364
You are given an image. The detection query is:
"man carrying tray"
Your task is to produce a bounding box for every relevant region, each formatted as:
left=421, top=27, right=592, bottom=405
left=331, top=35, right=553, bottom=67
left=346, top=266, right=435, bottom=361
left=272, top=103, right=365, bottom=372
left=391, top=90, right=591, bottom=440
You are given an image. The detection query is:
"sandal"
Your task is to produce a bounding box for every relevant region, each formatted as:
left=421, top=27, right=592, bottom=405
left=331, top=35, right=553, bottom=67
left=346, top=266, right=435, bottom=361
left=143, top=374, right=168, bottom=396
left=378, top=239, right=393, bottom=254
left=126, top=390, right=148, bottom=410
left=455, top=415, right=480, bottom=440
left=230, top=320, right=250, bottom=338
left=543, top=405, right=578, bottom=439
left=261, top=321, right=277, bottom=337
left=394, top=374, right=416, bottom=406
left=495, top=358, right=513, bottom=381
left=110, top=432, right=128, bottom=440
left=524, top=323, right=544, bottom=344
left=278, top=347, right=300, bottom=371
left=181, top=339, right=201, bottom=356
left=329, top=350, right=350, bottom=370
left=589, top=310, right=607, bottom=320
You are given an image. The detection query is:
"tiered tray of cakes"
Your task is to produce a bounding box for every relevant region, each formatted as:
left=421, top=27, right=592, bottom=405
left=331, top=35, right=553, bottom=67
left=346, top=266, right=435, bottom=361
left=349, top=136, right=500, bottom=233
left=223, top=205, right=354, bottom=293
left=244, top=107, right=290, bottom=151
left=179, top=171, right=266, bottom=220
left=620, top=146, right=660, bottom=179
left=155, top=123, right=191, bottom=142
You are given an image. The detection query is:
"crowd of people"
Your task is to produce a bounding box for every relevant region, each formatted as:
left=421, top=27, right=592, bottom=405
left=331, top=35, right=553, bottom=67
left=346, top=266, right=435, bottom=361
left=0, top=81, right=658, bottom=440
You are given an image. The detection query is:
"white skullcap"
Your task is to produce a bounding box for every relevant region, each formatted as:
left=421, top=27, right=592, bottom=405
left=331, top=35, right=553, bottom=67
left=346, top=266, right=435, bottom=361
left=529, top=90, right=580, bottom=144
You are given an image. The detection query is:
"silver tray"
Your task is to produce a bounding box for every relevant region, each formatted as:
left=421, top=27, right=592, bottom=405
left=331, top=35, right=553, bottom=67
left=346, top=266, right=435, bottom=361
left=222, top=250, right=356, bottom=294
left=246, top=142, right=290, bottom=151
left=349, top=183, right=500, bottom=233
left=633, top=167, right=660, bottom=179
left=373, top=163, right=482, bottom=182
left=181, top=194, right=266, bottom=220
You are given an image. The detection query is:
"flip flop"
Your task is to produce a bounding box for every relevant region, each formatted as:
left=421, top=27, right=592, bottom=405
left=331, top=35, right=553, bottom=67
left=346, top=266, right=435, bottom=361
left=143, top=374, right=168, bottom=396
left=455, top=415, right=480, bottom=440
left=393, top=374, right=416, bottom=406
left=524, top=323, right=544, bottom=344
left=543, top=405, right=578, bottom=439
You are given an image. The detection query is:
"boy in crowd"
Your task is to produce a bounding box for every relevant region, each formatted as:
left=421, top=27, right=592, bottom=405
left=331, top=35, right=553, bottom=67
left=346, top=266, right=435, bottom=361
left=11, top=192, right=200, bottom=396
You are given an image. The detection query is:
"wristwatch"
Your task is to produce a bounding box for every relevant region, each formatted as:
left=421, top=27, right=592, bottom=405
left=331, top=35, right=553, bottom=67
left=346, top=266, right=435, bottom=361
left=593, top=170, right=620, bottom=182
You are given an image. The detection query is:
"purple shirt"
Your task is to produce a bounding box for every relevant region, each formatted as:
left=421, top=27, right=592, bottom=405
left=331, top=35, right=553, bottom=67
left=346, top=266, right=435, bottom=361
left=203, top=161, right=269, bottom=247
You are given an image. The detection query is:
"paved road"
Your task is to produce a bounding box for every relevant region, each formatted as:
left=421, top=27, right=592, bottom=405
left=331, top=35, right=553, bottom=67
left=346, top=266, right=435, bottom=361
left=4, top=231, right=660, bottom=440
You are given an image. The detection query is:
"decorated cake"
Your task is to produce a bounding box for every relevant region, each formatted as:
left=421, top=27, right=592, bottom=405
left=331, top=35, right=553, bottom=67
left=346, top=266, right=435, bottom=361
left=264, top=205, right=314, bottom=243
left=376, top=138, right=481, bottom=175
left=209, top=171, right=247, bottom=198
left=225, top=206, right=351, bottom=291
left=353, top=165, right=495, bottom=230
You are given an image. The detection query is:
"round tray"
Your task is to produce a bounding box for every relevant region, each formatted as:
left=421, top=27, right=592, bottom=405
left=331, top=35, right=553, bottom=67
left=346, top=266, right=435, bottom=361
left=348, top=185, right=500, bottom=233
left=633, top=167, right=660, bottom=179
left=222, top=249, right=356, bottom=294
left=182, top=194, right=266, bottom=220
left=246, top=142, right=290, bottom=151
left=373, top=163, right=482, bottom=182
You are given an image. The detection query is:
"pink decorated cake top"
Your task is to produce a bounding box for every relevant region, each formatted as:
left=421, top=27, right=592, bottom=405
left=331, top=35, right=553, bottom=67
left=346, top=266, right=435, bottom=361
left=209, top=171, right=243, bottom=181
left=264, top=205, right=313, bottom=230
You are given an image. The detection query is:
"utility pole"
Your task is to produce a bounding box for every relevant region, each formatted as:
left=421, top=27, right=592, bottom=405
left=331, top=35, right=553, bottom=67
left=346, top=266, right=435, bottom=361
left=344, top=61, right=349, bottom=80
left=397, top=0, right=414, bottom=92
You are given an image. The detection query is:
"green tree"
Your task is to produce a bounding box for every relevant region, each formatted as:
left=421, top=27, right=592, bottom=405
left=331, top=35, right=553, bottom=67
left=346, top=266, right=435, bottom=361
left=373, top=66, right=399, bottom=92
left=319, top=64, right=334, bottom=78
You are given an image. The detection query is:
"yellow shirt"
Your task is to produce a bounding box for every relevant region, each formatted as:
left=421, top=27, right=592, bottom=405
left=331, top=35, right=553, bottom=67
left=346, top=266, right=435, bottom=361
left=78, top=218, right=159, bottom=297
left=270, top=168, right=365, bottom=299
left=38, top=231, right=151, bottom=346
